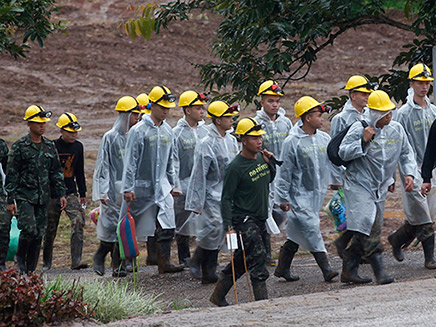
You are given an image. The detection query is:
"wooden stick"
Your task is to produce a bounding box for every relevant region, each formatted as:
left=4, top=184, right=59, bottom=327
left=239, top=231, right=254, bottom=302
left=228, top=226, right=238, bottom=304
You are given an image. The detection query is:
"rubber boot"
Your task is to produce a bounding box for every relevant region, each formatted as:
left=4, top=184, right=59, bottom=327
left=340, top=251, right=372, bottom=284
left=93, top=241, right=114, bottom=276
left=157, top=240, right=184, bottom=274
left=264, top=233, right=276, bottom=266
left=0, top=245, right=8, bottom=272
left=71, top=238, right=88, bottom=270
left=15, top=237, right=29, bottom=274
left=334, top=231, right=353, bottom=259
left=176, top=234, right=191, bottom=266
left=202, top=249, right=219, bottom=284
left=146, top=236, right=158, bottom=266
left=26, top=238, right=42, bottom=274
left=387, top=223, right=416, bottom=262
left=251, top=279, right=268, bottom=301
left=274, top=240, right=299, bottom=282
left=112, top=242, right=127, bottom=278
left=368, top=253, right=394, bottom=285
left=189, top=246, right=204, bottom=280
left=43, top=236, right=55, bottom=271
left=210, top=273, right=234, bottom=307
left=422, top=235, right=436, bottom=269
left=312, top=252, right=339, bottom=282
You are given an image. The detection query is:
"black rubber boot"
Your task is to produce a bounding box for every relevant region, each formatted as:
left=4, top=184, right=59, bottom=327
left=15, top=237, right=28, bottom=274
left=202, top=249, right=219, bottom=284
left=93, top=241, right=114, bottom=276
left=264, top=233, right=276, bottom=266
left=146, top=236, right=158, bottom=266
left=26, top=238, right=42, bottom=274
left=157, top=240, right=184, bottom=274
left=112, top=242, right=127, bottom=278
left=312, top=252, right=339, bottom=282
left=387, top=223, right=415, bottom=262
left=71, top=238, right=88, bottom=270
left=274, top=240, right=300, bottom=282
left=176, top=234, right=191, bottom=265
left=251, top=279, right=268, bottom=301
left=334, top=231, right=353, bottom=259
left=210, top=273, right=234, bottom=307
left=43, top=236, right=55, bottom=271
left=189, top=246, right=204, bottom=280
left=422, top=235, right=436, bottom=269
left=0, top=245, right=8, bottom=272
left=368, top=253, right=394, bottom=285
left=341, top=251, right=372, bottom=284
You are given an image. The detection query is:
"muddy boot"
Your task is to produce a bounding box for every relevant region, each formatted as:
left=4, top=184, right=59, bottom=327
left=368, top=253, right=394, bottom=285
left=387, top=223, right=415, bottom=262
left=43, top=236, right=55, bottom=272
left=26, top=238, right=42, bottom=274
left=274, top=240, right=299, bottom=282
left=146, top=236, right=158, bottom=266
left=202, top=249, right=219, bottom=284
left=264, top=233, right=276, bottom=266
left=189, top=246, right=204, bottom=280
left=176, top=234, right=191, bottom=266
left=251, top=279, right=268, bottom=301
left=341, top=250, right=372, bottom=284
left=0, top=245, right=8, bottom=272
left=71, top=238, right=88, bottom=270
left=312, top=252, right=339, bottom=282
left=93, top=241, right=113, bottom=276
left=157, top=240, right=184, bottom=274
left=112, top=242, right=127, bottom=278
left=422, top=235, right=436, bottom=269
left=15, top=237, right=28, bottom=274
left=125, top=257, right=138, bottom=273
left=210, top=273, right=233, bottom=307
left=334, top=231, right=353, bottom=259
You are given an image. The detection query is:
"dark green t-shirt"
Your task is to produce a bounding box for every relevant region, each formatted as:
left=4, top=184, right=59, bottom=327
left=221, top=152, right=274, bottom=231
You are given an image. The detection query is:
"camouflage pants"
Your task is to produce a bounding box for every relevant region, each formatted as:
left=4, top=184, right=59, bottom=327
left=222, top=218, right=269, bottom=282
left=347, top=213, right=384, bottom=258
left=406, top=221, right=434, bottom=242
left=0, top=195, right=12, bottom=250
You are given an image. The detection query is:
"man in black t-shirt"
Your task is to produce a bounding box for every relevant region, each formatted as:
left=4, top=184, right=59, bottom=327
left=43, top=113, right=88, bottom=270
left=210, top=118, right=276, bottom=306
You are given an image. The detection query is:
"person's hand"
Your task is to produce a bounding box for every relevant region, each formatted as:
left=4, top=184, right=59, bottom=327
left=363, top=126, right=376, bottom=143
left=80, top=197, right=87, bottom=206
left=171, top=189, right=183, bottom=197
left=280, top=203, right=290, bottom=212
left=422, top=182, right=432, bottom=196
left=124, top=192, right=136, bottom=202
left=388, top=182, right=395, bottom=193
left=330, top=185, right=341, bottom=190
left=100, top=199, right=107, bottom=205
left=261, top=149, right=274, bottom=164
left=404, top=176, right=414, bottom=192
left=59, top=197, right=67, bottom=210
left=7, top=203, right=16, bottom=215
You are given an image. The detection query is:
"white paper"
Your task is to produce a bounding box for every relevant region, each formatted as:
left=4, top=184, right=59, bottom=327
left=226, top=232, right=238, bottom=250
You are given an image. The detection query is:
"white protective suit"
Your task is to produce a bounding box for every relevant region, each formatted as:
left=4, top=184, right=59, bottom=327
left=339, top=109, right=418, bottom=236
left=255, top=107, right=293, bottom=230
left=92, top=112, right=131, bottom=242
left=275, top=125, right=331, bottom=252
left=172, top=117, right=209, bottom=236
left=184, top=124, right=239, bottom=250
left=120, top=114, right=177, bottom=241
left=394, top=88, right=436, bottom=225
left=330, top=99, right=367, bottom=186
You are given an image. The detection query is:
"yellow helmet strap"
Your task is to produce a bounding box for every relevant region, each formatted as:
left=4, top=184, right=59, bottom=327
left=27, top=106, right=52, bottom=121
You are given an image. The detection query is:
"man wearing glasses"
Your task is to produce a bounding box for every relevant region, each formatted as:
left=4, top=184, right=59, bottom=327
left=6, top=105, right=67, bottom=274
left=43, top=113, right=88, bottom=271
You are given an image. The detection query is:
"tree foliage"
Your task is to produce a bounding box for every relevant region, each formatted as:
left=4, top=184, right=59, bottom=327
left=0, top=0, right=65, bottom=59
left=126, top=0, right=436, bottom=107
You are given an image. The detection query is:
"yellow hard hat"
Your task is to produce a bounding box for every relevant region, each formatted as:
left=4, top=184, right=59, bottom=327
left=24, top=105, right=52, bottom=123
left=294, top=96, right=324, bottom=118
left=148, top=86, right=176, bottom=108
left=207, top=101, right=239, bottom=118
left=115, top=96, right=141, bottom=113
left=137, top=93, right=151, bottom=114
left=344, top=75, right=377, bottom=93
left=56, top=112, right=82, bottom=132
left=367, top=90, right=396, bottom=111
left=408, top=63, right=434, bottom=82
left=257, top=80, right=284, bottom=96
left=235, top=118, right=266, bottom=136
left=178, top=90, right=209, bottom=107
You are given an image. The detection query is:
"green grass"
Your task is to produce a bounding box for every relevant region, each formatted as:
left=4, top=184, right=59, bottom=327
left=382, top=0, right=407, bottom=10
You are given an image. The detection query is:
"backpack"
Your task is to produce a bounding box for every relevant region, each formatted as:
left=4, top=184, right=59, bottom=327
left=327, top=120, right=368, bottom=167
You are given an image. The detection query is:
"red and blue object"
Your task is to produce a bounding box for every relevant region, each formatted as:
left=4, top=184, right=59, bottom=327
left=116, top=209, right=139, bottom=260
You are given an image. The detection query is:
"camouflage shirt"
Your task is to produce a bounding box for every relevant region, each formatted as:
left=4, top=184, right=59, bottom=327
left=0, top=138, right=8, bottom=172
left=5, top=134, right=66, bottom=205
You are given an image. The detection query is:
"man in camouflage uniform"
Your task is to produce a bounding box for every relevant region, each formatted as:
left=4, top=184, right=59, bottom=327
left=210, top=118, right=275, bottom=306
left=5, top=105, right=66, bottom=274
left=0, top=139, right=10, bottom=271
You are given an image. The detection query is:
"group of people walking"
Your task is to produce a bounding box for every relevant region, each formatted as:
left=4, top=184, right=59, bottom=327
left=1, top=63, right=436, bottom=308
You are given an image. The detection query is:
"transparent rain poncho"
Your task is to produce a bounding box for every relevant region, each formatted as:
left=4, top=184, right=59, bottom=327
left=339, top=109, right=418, bottom=235
left=330, top=99, right=368, bottom=186
left=120, top=114, right=177, bottom=241
left=275, top=125, right=331, bottom=252
left=394, top=88, right=436, bottom=225
left=92, top=112, right=132, bottom=242
left=172, top=117, right=209, bottom=236
left=184, top=124, right=239, bottom=250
